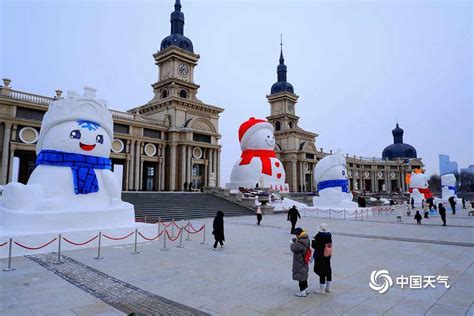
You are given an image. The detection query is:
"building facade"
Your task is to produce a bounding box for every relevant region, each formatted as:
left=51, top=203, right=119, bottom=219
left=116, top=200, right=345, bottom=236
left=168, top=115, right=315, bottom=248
left=0, top=0, right=222, bottom=192
left=266, top=45, right=424, bottom=193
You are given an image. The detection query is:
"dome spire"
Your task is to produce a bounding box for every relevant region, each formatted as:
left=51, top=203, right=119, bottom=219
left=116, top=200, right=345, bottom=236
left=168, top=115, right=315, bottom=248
left=392, top=123, right=404, bottom=144
left=270, top=34, right=294, bottom=95
left=160, top=0, right=194, bottom=52
left=170, top=0, right=185, bottom=35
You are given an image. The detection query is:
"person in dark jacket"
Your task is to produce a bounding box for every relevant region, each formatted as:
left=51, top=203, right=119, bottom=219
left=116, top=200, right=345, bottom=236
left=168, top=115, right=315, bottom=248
left=357, top=195, right=366, bottom=208
left=312, top=223, right=332, bottom=294
left=256, top=206, right=262, bottom=226
left=462, top=197, right=466, bottom=209
left=414, top=211, right=422, bottom=224
left=290, top=227, right=310, bottom=297
left=183, top=182, right=188, bottom=192
left=448, top=196, right=456, bottom=215
left=212, top=211, right=225, bottom=250
left=287, top=205, right=301, bottom=234
left=438, top=203, right=447, bottom=226
left=411, top=197, right=415, bottom=209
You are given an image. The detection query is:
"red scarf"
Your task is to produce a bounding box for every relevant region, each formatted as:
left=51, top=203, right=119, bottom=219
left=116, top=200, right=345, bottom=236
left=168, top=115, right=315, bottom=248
left=409, top=187, right=433, bottom=199
left=240, top=150, right=276, bottom=176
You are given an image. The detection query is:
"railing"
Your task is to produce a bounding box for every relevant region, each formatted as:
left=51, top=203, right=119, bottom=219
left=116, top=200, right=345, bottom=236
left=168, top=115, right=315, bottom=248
left=110, top=109, right=135, bottom=120
left=7, top=89, right=55, bottom=105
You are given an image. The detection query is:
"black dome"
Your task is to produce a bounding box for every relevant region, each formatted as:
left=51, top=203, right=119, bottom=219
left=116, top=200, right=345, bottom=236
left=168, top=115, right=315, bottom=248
left=271, top=81, right=294, bottom=94
left=160, top=34, right=194, bottom=53
left=382, top=143, right=417, bottom=160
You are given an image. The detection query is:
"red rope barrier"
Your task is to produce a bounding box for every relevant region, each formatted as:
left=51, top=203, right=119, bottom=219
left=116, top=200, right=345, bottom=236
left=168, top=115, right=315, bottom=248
left=0, top=242, right=7, bottom=247
left=138, top=230, right=164, bottom=241
left=14, top=238, right=58, bottom=250
left=188, top=223, right=204, bottom=233
left=161, top=221, right=172, bottom=228
left=165, top=228, right=183, bottom=241
left=62, top=235, right=99, bottom=246
left=102, top=231, right=134, bottom=241
left=172, top=221, right=181, bottom=229
left=184, top=225, right=204, bottom=234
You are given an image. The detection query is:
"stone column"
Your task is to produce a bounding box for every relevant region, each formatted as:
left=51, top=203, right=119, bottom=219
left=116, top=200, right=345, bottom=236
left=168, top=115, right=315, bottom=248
left=209, top=149, right=213, bottom=174
left=180, top=145, right=186, bottom=191
left=139, top=156, right=144, bottom=191
left=0, top=122, right=12, bottom=185
left=161, top=145, right=166, bottom=191
left=7, top=146, right=15, bottom=183
left=169, top=143, right=177, bottom=191
left=204, top=160, right=208, bottom=187
left=134, top=142, right=141, bottom=191
left=128, top=140, right=135, bottom=190
left=213, top=149, right=217, bottom=177
left=187, top=146, right=192, bottom=183
left=291, top=160, right=297, bottom=192
left=124, top=140, right=130, bottom=191
left=216, top=149, right=221, bottom=187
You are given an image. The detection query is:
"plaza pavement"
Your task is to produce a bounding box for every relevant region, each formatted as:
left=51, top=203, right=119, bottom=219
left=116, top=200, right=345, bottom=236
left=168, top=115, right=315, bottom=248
left=1, top=211, right=473, bottom=315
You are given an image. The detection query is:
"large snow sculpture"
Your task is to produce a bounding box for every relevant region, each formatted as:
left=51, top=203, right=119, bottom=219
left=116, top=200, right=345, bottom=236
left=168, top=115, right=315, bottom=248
left=408, top=170, right=432, bottom=207
left=441, top=174, right=458, bottom=201
left=313, top=153, right=358, bottom=209
left=226, top=117, right=286, bottom=190
left=0, top=88, right=135, bottom=233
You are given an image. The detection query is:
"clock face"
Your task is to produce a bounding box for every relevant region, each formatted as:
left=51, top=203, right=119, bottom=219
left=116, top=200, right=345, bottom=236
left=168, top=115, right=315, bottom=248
left=178, top=63, right=189, bottom=77
left=287, top=103, right=294, bottom=111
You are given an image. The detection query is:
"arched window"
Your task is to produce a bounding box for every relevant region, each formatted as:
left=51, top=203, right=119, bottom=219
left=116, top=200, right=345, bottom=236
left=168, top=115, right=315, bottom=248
left=160, top=89, right=168, bottom=98
left=289, top=121, right=293, bottom=129
left=275, top=121, right=281, bottom=131
left=179, top=90, right=188, bottom=98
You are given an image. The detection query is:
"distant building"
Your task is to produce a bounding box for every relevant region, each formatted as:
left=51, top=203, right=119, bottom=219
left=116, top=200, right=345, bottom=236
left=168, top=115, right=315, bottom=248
left=439, top=154, right=458, bottom=175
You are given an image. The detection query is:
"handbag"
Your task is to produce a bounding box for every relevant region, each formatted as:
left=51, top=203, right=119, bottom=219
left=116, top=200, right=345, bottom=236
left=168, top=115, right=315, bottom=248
left=323, top=243, right=333, bottom=257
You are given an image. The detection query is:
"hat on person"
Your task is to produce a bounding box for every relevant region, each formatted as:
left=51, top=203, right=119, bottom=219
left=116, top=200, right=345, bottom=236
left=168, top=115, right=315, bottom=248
left=294, top=227, right=303, bottom=236
left=318, top=223, right=328, bottom=232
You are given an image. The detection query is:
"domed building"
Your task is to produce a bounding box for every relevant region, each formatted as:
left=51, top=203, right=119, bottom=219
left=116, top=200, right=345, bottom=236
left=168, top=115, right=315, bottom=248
left=382, top=124, right=417, bottom=160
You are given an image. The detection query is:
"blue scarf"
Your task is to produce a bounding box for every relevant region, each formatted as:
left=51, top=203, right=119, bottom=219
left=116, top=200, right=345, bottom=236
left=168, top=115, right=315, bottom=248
left=36, top=150, right=112, bottom=195
left=443, top=185, right=457, bottom=194
left=317, top=179, right=349, bottom=193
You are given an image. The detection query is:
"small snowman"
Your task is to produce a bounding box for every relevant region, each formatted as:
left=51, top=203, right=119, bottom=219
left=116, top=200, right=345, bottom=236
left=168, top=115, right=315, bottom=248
left=1, top=87, right=134, bottom=232
left=226, top=117, right=286, bottom=189
left=441, top=174, right=457, bottom=201
left=313, top=153, right=358, bottom=209
left=408, top=170, right=432, bottom=207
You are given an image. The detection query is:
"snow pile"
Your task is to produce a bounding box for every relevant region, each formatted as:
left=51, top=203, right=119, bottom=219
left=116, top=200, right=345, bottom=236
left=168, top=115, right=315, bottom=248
left=269, top=197, right=308, bottom=212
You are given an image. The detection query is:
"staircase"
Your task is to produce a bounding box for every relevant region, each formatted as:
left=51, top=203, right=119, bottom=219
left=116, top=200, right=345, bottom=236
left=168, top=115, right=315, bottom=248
left=122, top=192, right=255, bottom=222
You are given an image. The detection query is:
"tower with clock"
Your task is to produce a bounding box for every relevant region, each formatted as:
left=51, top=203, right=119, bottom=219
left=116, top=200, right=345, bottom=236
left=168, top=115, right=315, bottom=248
left=128, top=0, right=223, bottom=191
left=266, top=41, right=318, bottom=192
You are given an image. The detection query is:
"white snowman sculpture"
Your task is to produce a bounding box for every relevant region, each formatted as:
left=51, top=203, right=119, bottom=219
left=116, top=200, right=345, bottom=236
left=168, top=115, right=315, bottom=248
left=441, top=174, right=458, bottom=201
left=226, top=117, right=286, bottom=190
left=408, top=170, right=433, bottom=207
left=313, top=153, right=358, bottom=209
left=0, top=87, right=135, bottom=232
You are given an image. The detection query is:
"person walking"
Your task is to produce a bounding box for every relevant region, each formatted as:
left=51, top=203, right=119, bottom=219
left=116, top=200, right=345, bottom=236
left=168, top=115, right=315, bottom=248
left=411, top=197, right=415, bottom=209
left=287, top=205, right=301, bottom=234
left=183, top=181, right=188, bottom=192
left=422, top=201, right=429, bottom=219
left=357, top=195, right=366, bottom=208
left=414, top=210, right=422, bottom=224
left=438, top=203, right=447, bottom=226
left=212, top=211, right=225, bottom=250
left=405, top=201, right=411, bottom=216
left=256, top=206, right=262, bottom=226
left=312, top=223, right=333, bottom=294
left=462, top=197, right=466, bottom=209
left=448, top=196, right=456, bottom=215
left=290, top=227, right=310, bottom=297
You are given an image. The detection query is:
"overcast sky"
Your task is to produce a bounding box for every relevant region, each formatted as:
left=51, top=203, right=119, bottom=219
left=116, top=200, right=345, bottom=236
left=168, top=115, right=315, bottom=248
left=1, top=0, right=472, bottom=184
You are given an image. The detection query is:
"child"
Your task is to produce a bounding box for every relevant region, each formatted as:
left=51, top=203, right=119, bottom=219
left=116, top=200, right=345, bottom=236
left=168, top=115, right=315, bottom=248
left=414, top=210, right=422, bottom=224
left=256, top=206, right=262, bottom=225
left=290, top=227, right=310, bottom=297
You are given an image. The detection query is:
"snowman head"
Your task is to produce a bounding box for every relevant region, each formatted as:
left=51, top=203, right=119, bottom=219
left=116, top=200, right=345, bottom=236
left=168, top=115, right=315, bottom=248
left=409, top=171, right=429, bottom=189
left=41, top=120, right=111, bottom=157
left=314, top=153, right=348, bottom=186
left=441, top=174, right=456, bottom=187
left=238, top=117, right=275, bottom=151
left=36, top=87, right=113, bottom=158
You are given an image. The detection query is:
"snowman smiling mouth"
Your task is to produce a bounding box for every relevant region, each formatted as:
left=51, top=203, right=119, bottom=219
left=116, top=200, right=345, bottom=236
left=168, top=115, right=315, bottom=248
left=79, top=142, right=96, bottom=151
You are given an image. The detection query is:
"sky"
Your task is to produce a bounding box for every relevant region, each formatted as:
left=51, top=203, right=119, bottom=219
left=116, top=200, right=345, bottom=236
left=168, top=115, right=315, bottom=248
left=1, top=0, right=472, bottom=185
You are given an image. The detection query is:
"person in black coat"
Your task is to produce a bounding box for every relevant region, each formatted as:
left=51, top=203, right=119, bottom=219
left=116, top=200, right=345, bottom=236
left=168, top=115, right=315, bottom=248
left=212, top=211, right=225, bottom=250
left=357, top=195, right=366, bottom=208
left=438, top=203, right=447, bottom=226
left=414, top=211, right=422, bottom=224
left=287, top=205, right=301, bottom=234
left=448, top=196, right=456, bottom=215
left=411, top=197, right=415, bottom=209
left=312, top=223, right=332, bottom=294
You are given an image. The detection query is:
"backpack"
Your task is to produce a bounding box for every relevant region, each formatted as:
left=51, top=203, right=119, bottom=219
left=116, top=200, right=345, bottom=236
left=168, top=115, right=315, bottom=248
left=324, top=243, right=333, bottom=257
left=304, top=247, right=312, bottom=264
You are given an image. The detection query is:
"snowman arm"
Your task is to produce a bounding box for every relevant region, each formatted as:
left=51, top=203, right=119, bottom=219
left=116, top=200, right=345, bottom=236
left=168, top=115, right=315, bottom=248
left=101, top=169, right=121, bottom=200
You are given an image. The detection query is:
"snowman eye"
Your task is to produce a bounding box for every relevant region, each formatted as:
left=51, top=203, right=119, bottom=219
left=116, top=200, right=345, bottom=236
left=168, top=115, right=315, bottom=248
left=342, top=170, right=346, bottom=176
left=96, top=135, right=104, bottom=144
left=70, top=130, right=81, bottom=139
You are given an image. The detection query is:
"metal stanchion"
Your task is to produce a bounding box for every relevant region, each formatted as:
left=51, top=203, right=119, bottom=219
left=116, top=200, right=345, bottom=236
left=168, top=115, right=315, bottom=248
left=344, top=210, right=346, bottom=219
left=3, top=238, right=15, bottom=272
left=361, top=210, right=364, bottom=221
left=366, top=210, right=369, bottom=219
left=200, top=224, right=206, bottom=245
left=316, top=209, right=319, bottom=218
left=55, top=234, right=62, bottom=264
left=144, top=216, right=148, bottom=223
left=329, top=209, right=331, bottom=219
left=157, top=217, right=161, bottom=237
left=355, top=210, right=358, bottom=221
left=131, top=229, right=140, bottom=254
left=161, top=229, right=169, bottom=251
left=177, top=226, right=184, bottom=248
left=171, top=218, right=175, bottom=238
left=94, top=232, right=104, bottom=259
left=186, top=220, right=191, bottom=241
